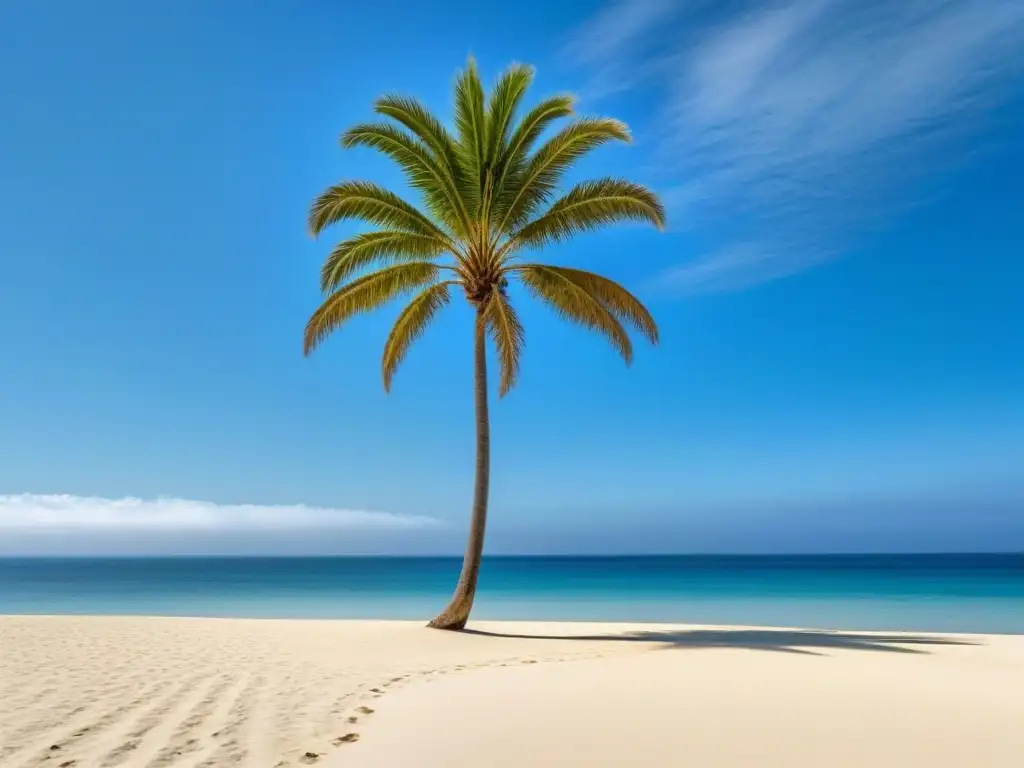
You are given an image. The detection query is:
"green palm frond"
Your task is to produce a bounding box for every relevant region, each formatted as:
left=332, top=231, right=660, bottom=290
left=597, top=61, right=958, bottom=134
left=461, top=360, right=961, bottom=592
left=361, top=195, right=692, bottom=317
left=484, top=63, right=533, bottom=174
left=320, top=230, right=447, bottom=293
left=308, top=181, right=451, bottom=242
left=341, top=123, right=467, bottom=234
left=374, top=94, right=460, bottom=166
left=373, top=94, right=470, bottom=230
left=496, top=118, right=631, bottom=233
left=304, top=262, right=441, bottom=356
left=490, top=94, right=576, bottom=231
left=513, top=264, right=658, bottom=344
left=453, top=57, right=488, bottom=215
left=382, top=281, right=454, bottom=391
left=484, top=290, right=525, bottom=396
left=511, top=179, right=664, bottom=249
left=479, top=63, right=534, bottom=222
left=500, top=95, right=575, bottom=169
left=515, top=263, right=633, bottom=363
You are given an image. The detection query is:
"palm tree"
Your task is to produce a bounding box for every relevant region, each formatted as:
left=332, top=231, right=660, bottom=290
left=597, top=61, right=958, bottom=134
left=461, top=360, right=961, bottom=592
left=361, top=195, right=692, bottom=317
left=303, top=58, right=664, bottom=630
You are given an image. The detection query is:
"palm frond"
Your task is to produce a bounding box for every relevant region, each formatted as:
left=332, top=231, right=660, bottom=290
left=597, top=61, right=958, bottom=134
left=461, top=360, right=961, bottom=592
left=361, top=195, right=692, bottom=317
left=496, top=118, right=631, bottom=234
left=485, top=63, right=534, bottom=174
left=308, top=181, right=450, bottom=241
left=500, top=95, right=576, bottom=167
left=303, top=262, right=440, bottom=356
left=382, top=281, right=454, bottom=391
left=515, top=263, right=633, bottom=363
left=453, top=57, right=488, bottom=216
left=480, top=63, right=534, bottom=223
left=341, top=123, right=467, bottom=234
left=371, top=96, right=474, bottom=234
left=374, top=94, right=459, bottom=165
left=511, top=179, right=664, bottom=250
left=513, top=264, right=658, bottom=344
left=490, top=95, right=575, bottom=229
left=320, top=230, right=447, bottom=293
left=484, top=290, right=525, bottom=396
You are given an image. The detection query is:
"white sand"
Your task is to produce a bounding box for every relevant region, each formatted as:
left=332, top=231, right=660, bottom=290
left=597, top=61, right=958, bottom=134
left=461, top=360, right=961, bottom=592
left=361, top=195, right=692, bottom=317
left=1, top=617, right=1021, bottom=768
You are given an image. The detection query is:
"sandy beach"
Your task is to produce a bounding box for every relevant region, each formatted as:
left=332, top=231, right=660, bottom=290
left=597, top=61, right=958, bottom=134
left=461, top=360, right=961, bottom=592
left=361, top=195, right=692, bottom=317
left=1, top=617, right=1021, bottom=767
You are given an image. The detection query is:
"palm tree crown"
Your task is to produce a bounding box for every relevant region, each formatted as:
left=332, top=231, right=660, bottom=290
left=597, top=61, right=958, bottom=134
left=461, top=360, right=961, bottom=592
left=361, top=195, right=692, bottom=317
left=303, top=58, right=665, bottom=392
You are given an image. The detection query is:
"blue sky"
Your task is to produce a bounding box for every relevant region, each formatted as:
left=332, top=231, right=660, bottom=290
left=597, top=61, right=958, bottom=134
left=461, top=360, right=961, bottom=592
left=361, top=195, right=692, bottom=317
left=0, top=0, right=1022, bottom=555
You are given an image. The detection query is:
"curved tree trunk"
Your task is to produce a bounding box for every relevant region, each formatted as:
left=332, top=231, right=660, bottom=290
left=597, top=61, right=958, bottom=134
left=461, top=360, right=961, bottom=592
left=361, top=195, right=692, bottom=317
left=427, top=309, right=490, bottom=630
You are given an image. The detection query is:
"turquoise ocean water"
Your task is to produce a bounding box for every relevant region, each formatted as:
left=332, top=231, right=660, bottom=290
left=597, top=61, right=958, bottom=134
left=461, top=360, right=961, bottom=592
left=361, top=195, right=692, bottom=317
left=1, top=554, right=1021, bottom=633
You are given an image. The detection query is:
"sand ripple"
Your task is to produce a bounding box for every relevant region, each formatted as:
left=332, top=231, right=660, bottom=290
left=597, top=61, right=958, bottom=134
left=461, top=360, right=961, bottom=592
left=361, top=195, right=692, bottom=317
left=0, top=617, right=604, bottom=768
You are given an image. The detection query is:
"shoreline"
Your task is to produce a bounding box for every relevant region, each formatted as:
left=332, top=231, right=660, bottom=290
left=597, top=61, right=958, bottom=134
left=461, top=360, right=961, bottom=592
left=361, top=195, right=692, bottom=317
left=3, top=616, right=1021, bottom=767
left=5, top=612, right=1022, bottom=636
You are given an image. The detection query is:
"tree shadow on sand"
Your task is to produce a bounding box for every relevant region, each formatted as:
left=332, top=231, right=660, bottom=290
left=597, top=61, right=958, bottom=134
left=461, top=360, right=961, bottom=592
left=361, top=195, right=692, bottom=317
left=459, top=627, right=981, bottom=656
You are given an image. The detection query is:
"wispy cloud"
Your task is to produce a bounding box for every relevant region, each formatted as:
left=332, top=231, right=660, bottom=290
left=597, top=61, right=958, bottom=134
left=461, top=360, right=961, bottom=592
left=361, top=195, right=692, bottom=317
left=0, top=494, right=441, bottom=532
left=655, top=242, right=838, bottom=293
left=563, top=0, right=680, bottom=98
left=566, top=0, right=678, bottom=64
left=567, top=0, right=1024, bottom=291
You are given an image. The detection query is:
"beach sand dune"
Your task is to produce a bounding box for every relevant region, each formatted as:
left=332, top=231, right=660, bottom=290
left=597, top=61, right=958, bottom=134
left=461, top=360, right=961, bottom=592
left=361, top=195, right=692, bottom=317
left=1, top=617, right=1021, bottom=767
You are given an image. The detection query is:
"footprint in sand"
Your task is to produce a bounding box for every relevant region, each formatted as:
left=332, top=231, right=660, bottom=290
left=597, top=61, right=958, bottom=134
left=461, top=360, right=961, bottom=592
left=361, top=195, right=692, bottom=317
left=347, top=705, right=375, bottom=724
left=331, top=733, right=360, bottom=746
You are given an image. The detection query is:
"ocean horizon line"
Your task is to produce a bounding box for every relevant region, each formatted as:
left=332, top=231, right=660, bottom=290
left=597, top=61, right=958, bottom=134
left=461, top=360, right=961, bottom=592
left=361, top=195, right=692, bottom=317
left=2, top=551, right=1022, bottom=559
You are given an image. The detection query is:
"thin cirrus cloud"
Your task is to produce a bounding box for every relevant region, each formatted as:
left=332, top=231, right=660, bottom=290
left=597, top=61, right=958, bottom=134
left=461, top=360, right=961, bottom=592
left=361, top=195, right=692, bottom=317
left=566, top=0, right=1024, bottom=292
left=0, top=494, right=441, bottom=532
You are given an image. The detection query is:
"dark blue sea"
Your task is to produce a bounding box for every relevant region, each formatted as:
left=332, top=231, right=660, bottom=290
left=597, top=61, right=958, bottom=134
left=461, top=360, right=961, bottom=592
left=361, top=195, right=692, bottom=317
left=1, top=554, right=1022, bottom=633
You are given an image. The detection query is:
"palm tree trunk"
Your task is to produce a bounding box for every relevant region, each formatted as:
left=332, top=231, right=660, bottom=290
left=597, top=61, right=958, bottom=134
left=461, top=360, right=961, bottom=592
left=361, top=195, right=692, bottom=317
left=427, top=308, right=490, bottom=630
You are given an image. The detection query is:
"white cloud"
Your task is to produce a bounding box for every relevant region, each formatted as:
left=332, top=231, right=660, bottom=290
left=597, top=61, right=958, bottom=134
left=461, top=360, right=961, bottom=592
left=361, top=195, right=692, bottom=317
left=654, top=242, right=836, bottom=293
left=568, top=0, right=1024, bottom=290
left=563, top=0, right=683, bottom=99
left=0, top=494, right=441, bottom=532
left=566, top=0, right=678, bottom=65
